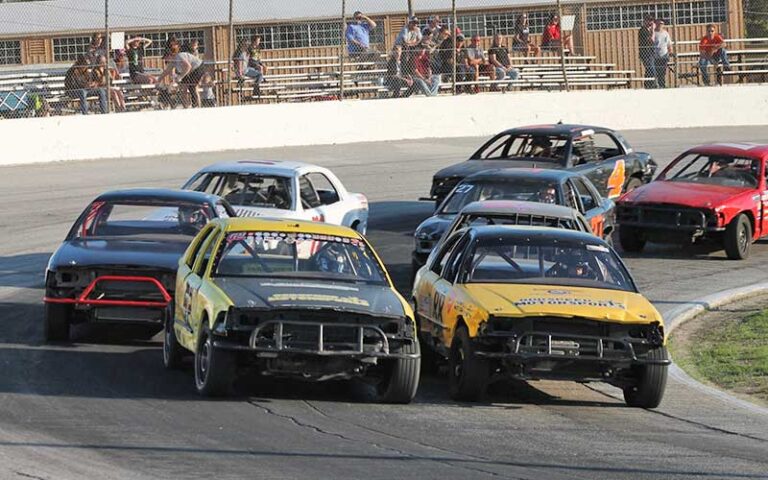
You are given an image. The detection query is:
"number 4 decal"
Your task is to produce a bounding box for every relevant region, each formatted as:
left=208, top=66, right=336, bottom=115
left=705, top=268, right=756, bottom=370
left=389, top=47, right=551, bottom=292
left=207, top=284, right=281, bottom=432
left=607, top=160, right=626, bottom=199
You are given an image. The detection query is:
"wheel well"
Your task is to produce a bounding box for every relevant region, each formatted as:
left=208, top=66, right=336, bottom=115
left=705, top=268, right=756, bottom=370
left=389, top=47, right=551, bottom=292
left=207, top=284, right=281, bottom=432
left=454, top=316, right=467, bottom=336
left=350, top=220, right=360, bottom=231
left=739, top=211, right=756, bottom=232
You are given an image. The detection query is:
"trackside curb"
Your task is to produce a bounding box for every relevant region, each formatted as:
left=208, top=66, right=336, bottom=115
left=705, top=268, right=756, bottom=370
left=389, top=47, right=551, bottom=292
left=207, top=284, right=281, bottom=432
left=663, top=282, right=768, bottom=416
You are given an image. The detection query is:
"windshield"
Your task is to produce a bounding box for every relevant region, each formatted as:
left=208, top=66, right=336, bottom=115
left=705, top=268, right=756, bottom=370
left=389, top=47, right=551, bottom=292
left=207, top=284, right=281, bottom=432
left=662, top=153, right=760, bottom=188
left=215, top=231, right=387, bottom=284
left=476, top=133, right=569, bottom=162
left=71, top=200, right=213, bottom=239
left=465, top=239, right=634, bottom=292
left=440, top=180, right=560, bottom=214
left=186, top=172, right=293, bottom=210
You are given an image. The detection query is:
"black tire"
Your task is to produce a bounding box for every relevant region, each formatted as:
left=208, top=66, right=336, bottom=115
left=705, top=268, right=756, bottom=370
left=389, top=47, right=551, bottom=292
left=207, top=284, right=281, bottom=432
left=194, top=323, right=236, bottom=397
left=619, top=225, right=646, bottom=253
left=374, top=340, right=421, bottom=404
left=623, top=347, right=668, bottom=408
left=448, top=326, right=489, bottom=401
left=724, top=214, right=752, bottom=260
left=624, top=176, right=644, bottom=193
left=163, top=310, right=185, bottom=370
left=44, top=303, right=70, bottom=342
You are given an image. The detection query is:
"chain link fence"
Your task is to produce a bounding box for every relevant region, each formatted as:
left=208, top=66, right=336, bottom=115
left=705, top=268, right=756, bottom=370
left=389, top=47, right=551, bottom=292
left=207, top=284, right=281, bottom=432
left=0, top=0, right=764, bottom=119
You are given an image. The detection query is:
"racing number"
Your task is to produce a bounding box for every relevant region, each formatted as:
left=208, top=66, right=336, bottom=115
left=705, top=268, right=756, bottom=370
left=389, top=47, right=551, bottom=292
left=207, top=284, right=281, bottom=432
left=606, top=160, right=626, bottom=199
left=432, top=290, right=446, bottom=325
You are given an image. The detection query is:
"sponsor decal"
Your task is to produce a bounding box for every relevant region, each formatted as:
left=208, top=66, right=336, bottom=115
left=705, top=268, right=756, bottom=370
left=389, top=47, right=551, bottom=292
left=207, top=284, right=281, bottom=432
left=268, top=293, right=370, bottom=307
left=514, top=297, right=626, bottom=309
left=261, top=282, right=360, bottom=291
left=606, top=160, right=626, bottom=199
left=586, top=244, right=610, bottom=253
left=547, top=289, right=572, bottom=295
left=227, top=231, right=364, bottom=248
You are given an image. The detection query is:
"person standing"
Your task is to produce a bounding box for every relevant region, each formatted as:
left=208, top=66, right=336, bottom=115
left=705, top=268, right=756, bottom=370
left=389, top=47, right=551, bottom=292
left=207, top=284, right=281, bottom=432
left=513, top=14, right=540, bottom=59
left=653, top=19, right=673, bottom=88
left=542, top=14, right=574, bottom=55
left=638, top=15, right=656, bottom=88
left=157, top=39, right=206, bottom=108
left=346, top=11, right=378, bottom=64
left=698, top=24, right=731, bottom=86
left=126, top=37, right=155, bottom=84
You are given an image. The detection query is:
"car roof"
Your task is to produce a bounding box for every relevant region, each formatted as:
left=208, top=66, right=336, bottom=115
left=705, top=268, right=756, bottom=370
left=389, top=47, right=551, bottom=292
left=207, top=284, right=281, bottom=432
left=468, top=225, right=605, bottom=245
left=685, top=143, right=768, bottom=159
left=497, top=124, right=605, bottom=137
left=465, top=168, right=575, bottom=182
left=197, top=160, right=319, bottom=177
left=94, top=188, right=220, bottom=204
left=460, top=200, right=577, bottom=219
left=213, top=217, right=362, bottom=238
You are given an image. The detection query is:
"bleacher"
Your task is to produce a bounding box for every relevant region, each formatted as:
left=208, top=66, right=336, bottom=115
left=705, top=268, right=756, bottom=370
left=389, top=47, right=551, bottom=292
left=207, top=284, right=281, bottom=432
left=672, top=37, right=768, bottom=85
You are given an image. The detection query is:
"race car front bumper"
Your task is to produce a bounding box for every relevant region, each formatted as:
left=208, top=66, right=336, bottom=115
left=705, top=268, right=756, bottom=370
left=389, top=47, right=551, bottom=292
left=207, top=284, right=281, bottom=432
left=617, top=205, right=722, bottom=238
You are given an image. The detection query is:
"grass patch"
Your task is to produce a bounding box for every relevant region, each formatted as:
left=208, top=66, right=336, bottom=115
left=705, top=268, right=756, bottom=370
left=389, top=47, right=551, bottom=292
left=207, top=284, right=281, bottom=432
left=670, top=307, right=768, bottom=403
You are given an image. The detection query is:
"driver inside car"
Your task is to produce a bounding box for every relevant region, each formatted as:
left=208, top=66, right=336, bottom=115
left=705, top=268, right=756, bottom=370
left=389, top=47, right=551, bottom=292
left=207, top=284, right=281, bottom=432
left=530, top=137, right=554, bottom=158
left=178, top=206, right=208, bottom=233
left=312, top=243, right=350, bottom=274
left=546, top=250, right=598, bottom=280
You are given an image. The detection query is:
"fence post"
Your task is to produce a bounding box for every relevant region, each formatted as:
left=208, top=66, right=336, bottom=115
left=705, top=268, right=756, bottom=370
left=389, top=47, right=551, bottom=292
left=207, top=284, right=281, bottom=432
left=451, top=0, right=457, bottom=95
left=228, top=0, right=234, bottom=106
left=671, top=0, right=679, bottom=88
left=104, top=0, right=111, bottom=113
left=339, top=0, right=347, bottom=101
left=556, top=0, right=570, bottom=91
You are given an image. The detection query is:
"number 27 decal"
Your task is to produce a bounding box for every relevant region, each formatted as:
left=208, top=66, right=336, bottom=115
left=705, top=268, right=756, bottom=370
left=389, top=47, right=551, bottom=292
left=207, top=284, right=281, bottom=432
left=606, top=160, right=626, bottom=199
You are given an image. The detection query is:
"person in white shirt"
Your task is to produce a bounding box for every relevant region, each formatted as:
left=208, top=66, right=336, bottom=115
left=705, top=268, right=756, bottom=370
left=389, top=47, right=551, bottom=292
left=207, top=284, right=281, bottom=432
left=157, top=39, right=206, bottom=107
left=653, top=19, right=674, bottom=88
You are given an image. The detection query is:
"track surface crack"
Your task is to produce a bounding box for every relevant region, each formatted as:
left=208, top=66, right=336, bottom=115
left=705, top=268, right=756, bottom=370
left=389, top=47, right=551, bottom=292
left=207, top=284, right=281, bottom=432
left=14, top=472, right=47, bottom=480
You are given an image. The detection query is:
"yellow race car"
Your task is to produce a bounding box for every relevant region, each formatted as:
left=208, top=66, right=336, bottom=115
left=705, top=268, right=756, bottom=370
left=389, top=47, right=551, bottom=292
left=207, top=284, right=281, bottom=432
left=164, top=218, right=420, bottom=402
left=412, top=225, right=669, bottom=408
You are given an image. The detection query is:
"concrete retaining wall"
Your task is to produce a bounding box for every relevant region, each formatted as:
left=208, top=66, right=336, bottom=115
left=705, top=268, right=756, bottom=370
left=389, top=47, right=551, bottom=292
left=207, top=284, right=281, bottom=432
left=3, top=85, right=767, bottom=165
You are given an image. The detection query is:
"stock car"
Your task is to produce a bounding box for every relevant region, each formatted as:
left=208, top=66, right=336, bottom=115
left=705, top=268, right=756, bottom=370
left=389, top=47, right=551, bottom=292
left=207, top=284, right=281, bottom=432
left=425, top=124, right=656, bottom=206
left=43, top=189, right=235, bottom=341
left=617, top=143, right=768, bottom=259
left=412, top=226, right=669, bottom=408
left=182, top=160, right=369, bottom=233
left=163, top=218, right=421, bottom=402
left=413, top=169, right=615, bottom=270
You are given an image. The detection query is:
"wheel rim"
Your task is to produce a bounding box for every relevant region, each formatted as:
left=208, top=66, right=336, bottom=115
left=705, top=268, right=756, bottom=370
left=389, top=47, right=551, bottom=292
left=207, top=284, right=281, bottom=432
left=739, top=224, right=748, bottom=253
left=163, top=325, right=171, bottom=364
left=453, top=347, right=464, bottom=382
left=196, top=335, right=211, bottom=388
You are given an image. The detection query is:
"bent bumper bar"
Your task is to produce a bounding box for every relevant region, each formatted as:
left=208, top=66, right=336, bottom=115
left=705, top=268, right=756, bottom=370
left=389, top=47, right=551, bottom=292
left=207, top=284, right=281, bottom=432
left=43, top=275, right=172, bottom=308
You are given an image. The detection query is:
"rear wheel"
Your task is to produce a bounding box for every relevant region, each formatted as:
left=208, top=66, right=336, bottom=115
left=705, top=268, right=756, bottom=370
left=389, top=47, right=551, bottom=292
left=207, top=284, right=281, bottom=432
left=374, top=340, right=421, bottom=404
left=623, top=347, right=668, bottom=408
left=724, top=214, right=752, bottom=260
left=194, top=324, right=236, bottom=397
left=448, top=326, right=489, bottom=401
left=619, top=226, right=646, bottom=253
left=44, top=303, right=70, bottom=342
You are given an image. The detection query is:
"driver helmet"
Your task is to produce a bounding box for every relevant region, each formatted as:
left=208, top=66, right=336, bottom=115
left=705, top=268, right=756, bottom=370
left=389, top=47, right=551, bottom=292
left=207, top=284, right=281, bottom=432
left=315, top=244, right=348, bottom=274
left=538, top=187, right=558, bottom=204
left=554, top=248, right=592, bottom=278
left=178, top=206, right=207, bottom=230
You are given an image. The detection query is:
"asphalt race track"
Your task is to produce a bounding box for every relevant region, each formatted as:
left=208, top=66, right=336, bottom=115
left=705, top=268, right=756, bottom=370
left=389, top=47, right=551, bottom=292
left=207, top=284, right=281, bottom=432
left=1, top=126, right=768, bottom=480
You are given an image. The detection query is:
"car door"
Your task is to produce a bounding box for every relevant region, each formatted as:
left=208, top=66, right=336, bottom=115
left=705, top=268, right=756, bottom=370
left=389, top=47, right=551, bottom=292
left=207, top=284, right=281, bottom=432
left=297, top=174, right=326, bottom=222
left=570, top=131, right=626, bottom=199
left=415, top=232, right=465, bottom=339
left=569, top=177, right=608, bottom=239
left=180, top=227, right=220, bottom=341
left=302, top=172, right=348, bottom=225
left=435, top=234, right=472, bottom=347
left=176, top=224, right=216, bottom=327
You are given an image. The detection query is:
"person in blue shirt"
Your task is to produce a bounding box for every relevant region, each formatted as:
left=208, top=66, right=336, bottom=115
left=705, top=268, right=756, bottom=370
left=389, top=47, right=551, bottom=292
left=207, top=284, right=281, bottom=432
left=346, top=11, right=378, bottom=63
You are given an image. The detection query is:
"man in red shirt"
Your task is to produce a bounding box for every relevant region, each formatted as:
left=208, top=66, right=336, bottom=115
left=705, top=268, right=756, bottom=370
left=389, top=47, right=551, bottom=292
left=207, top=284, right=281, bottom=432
left=413, top=41, right=441, bottom=96
left=698, top=23, right=731, bottom=86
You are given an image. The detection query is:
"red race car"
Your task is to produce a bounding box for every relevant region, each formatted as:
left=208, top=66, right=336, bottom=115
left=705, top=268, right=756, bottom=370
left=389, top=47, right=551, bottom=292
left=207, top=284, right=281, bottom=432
left=616, top=143, right=768, bottom=259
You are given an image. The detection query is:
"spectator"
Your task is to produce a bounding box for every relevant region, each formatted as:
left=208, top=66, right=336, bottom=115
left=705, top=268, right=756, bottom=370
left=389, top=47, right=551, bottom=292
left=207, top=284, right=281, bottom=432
left=183, top=39, right=201, bottom=56
left=542, top=14, right=574, bottom=55
left=413, top=41, right=441, bottom=96
left=114, top=49, right=129, bottom=76
left=653, top=19, right=673, bottom=88
left=462, top=34, right=487, bottom=92
left=157, top=39, right=206, bottom=108
left=94, top=55, right=126, bottom=112
left=86, top=32, right=106, bottom=64
left=488, top=34, right=520, bottom=86
left=433, top=26, right=453, bottom=74
left=512, top=14, right=541, bottom=59
left=385, top=45, right=415, bottom=98
left=345, top=11, right=378, bottom=64
left=396, top=17, right=423, bottom=48
left=233, top=38, right=263, bottom=96
left=638, top=15, right=656, bottom=88
left=126, top=37, right=156, bottom=84
left=64, top=55, right=107, bottom=115
left=699, top=24, right=731, bottom=86
left=424, top=15, right=442, bottom=37
left=248, top=36, right=269, bottom=78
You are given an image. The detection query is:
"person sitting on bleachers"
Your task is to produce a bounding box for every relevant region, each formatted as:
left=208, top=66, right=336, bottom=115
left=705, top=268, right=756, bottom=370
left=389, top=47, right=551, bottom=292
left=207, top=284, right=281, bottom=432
left=65, top=55, right=107, bottom=115
left=461, top=35, right=488, bottom=93
left=85, top=32, right=106, bottom=65
left=233, top=38, right=264, bottom=97
left=512, top=14, right=541, bottom=59
left=413, top=40, right=441, bottom=96
left=126, top=37, right=156, bottom=84
left=93, top=55, right=126, bottom=112
left=541, top=14, right=574, bottom=55
left=698, top=24, right=731, bottom=86
left=488, top=33, right=520, bottom=86
left=385, top=45, right=415, bottom=98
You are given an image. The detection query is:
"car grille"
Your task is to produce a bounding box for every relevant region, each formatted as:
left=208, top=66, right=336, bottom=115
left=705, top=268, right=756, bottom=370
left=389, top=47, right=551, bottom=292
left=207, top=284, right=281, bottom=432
left=617, top=204, right=716, bottom=229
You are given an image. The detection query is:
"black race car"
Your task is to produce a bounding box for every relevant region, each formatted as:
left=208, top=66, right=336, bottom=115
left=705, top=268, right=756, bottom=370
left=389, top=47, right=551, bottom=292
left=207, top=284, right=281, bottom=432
left=426, top=124, right=656, bottom=207
left=413, top=168, right=616, bottom=271
left=43, top=189, right=235, bottom=341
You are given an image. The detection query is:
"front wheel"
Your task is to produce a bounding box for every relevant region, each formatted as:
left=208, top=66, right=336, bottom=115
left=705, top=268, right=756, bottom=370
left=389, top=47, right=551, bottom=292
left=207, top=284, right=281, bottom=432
left=448, top=326, right=489, bottom=401
left=623, top=347, right=668, bottom=408
left=163, top=312, right=185, bottom=370
left=724, top=214, right=752, bottom=260
left=194, top=324, right=236, bottom=397
left=44, top=303, right=70, bottom=342
left=619, top=226, right=646, bottom=253
left=374, top=340, right=421, bottom=404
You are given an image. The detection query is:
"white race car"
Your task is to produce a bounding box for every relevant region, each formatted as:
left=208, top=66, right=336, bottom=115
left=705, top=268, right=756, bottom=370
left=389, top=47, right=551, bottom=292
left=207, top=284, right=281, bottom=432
left=182, top=160, right=369, bottom=233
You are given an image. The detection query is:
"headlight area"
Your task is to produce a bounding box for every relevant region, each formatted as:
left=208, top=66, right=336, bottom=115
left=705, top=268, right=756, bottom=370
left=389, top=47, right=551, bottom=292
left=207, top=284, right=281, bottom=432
left=471, top=316, right=668, bottom=381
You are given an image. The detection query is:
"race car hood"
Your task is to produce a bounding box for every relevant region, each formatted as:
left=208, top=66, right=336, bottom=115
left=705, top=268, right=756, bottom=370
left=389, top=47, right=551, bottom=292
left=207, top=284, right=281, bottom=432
left=434, top=159, right=563, bottom=180
left=619, top=181, right=752, bottom=209
left=415, top=214, right=455, bottom=241
left=463, top=284, right=662, bottom=325
left=213, top=277, right=406, bottom=317
left=48, top=237, right=191, bottom=271
left=231, top=205, right=297, bottom=219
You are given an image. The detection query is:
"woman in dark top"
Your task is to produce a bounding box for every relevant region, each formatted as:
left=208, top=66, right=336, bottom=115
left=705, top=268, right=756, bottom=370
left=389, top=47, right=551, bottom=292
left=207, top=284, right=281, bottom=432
left=513, top=14, right=541, bottom=58
left=126, top=37, right=156, bottom=84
